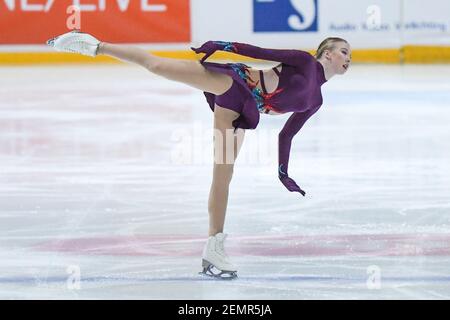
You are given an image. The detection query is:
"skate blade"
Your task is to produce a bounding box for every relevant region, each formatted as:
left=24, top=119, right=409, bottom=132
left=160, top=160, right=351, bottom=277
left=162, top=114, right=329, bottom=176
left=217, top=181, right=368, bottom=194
left=198, top=270, right=237, bottom=280
left=199, top=260, right=237, bottom=280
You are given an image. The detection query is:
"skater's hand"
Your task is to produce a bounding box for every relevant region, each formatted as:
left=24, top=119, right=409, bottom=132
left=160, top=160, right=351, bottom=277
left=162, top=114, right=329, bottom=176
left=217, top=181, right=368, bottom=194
left=191, top=41, right=220, bottom=63
left=279, top=175, right=306, bottom=196
left=191, top=41, right=236, bottom=63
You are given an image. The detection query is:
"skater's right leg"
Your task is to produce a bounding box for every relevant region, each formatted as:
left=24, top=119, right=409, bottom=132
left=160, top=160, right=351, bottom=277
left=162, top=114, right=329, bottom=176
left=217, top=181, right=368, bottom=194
left=98, top=43, right=233, bottom=95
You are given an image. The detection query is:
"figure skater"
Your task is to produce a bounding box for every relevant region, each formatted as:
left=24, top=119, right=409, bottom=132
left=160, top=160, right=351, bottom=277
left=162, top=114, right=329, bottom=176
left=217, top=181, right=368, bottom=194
left=47, top=31, right=351, bottom=279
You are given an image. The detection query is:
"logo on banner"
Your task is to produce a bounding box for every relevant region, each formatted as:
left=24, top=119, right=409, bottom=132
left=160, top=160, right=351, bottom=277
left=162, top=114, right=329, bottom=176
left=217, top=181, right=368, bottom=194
left=254, top=0, right=318, bottom=32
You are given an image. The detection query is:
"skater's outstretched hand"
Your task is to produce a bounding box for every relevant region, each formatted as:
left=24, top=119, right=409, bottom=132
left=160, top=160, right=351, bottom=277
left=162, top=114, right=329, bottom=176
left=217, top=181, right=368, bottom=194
left=279, top=174, right=306, bottom=196
left=191, top=41, right=237, bottom=63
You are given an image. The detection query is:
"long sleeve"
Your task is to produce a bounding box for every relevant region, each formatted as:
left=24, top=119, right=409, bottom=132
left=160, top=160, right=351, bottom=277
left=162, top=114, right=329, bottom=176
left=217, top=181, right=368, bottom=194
left=232, top=42, right=313, bottom=66
left=217, top=41, right=313, bottom=67
left=278, top=110, right=316, bottom=178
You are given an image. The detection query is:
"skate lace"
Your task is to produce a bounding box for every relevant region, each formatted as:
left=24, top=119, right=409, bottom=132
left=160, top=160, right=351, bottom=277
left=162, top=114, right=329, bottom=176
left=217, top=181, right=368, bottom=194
left=64, top=36, right=94, bottom=54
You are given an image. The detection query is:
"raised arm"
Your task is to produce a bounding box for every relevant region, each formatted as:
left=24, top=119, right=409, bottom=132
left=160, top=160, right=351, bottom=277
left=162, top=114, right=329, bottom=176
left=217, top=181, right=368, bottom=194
left=278, top=110, right=316, bottom=195
left=191, top=41, right=313, bottom=66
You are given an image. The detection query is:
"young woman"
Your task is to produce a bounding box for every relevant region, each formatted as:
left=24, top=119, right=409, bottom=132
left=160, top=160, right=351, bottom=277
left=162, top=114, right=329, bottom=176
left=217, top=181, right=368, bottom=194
left=47, top=31, right=351, bottom=279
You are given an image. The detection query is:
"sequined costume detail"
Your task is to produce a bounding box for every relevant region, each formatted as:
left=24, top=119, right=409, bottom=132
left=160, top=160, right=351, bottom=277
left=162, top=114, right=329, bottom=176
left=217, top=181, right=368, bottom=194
left=230, top=63, right=284, bottom=114
left=213, top=41, right=237, bottom=53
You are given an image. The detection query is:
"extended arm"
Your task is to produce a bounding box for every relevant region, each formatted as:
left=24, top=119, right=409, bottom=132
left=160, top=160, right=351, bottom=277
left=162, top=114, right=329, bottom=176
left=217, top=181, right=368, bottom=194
left=191, top=41, right=312, bottom=66
left=278, top=110, right=316, bottom=195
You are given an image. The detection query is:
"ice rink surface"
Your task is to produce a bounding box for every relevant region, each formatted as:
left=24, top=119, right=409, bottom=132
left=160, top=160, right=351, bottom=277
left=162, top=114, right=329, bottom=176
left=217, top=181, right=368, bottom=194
left=0, top=63, right=449, bottom=299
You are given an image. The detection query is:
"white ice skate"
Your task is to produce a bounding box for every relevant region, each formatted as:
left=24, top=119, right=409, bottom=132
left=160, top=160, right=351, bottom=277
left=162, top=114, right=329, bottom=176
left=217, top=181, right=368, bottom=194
left=200, top=233, right=237, bottom=280
left=46, top=30, right=100, bottom=57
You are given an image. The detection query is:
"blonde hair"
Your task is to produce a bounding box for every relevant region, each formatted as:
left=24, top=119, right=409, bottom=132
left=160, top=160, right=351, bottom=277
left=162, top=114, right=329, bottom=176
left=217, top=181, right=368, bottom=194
left=315, top=37, right=348, bottom=59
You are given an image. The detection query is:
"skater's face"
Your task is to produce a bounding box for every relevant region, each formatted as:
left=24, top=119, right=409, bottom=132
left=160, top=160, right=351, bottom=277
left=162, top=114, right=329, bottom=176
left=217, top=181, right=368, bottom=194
left=325, top=42, right=352, bottom=75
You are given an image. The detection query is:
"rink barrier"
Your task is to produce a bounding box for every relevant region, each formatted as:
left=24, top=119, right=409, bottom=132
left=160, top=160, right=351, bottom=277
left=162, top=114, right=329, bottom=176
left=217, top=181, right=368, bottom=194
left=0, top=47, right=449, bottom=65
left=403, top=46, right=450, bottom=63
left=2, top=274, right=450, bottom=284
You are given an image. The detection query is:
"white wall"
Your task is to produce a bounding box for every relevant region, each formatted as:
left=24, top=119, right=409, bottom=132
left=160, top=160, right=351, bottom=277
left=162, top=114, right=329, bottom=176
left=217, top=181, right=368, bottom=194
left=191, top=0, right=449, bottom=50
left=191, top=0, right=403, bottom=50
left=402, top=0, right=450, bottom=45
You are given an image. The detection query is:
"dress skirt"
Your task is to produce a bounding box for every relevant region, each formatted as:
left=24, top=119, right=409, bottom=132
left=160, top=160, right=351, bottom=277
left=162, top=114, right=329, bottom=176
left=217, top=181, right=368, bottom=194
left=201, top=61, right=261, bottom=131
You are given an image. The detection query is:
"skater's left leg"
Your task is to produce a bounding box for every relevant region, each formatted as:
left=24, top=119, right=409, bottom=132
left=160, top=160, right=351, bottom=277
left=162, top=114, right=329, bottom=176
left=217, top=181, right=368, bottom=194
left=47, top=31, right=233, bottom=95
left=98, top=43, right=233, bottom=95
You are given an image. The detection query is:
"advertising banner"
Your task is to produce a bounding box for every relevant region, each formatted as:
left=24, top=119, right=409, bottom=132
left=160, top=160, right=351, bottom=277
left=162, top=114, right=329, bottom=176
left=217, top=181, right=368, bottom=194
left=0, top=0, right=191, bottom=44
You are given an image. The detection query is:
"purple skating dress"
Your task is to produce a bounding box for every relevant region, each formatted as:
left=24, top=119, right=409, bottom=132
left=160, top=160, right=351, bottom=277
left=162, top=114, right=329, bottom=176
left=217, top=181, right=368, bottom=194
left=191, top=41, right=328, bottom=195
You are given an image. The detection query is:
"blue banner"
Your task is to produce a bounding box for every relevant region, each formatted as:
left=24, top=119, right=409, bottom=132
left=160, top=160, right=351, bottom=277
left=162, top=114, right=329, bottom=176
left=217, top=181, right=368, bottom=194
left=254, top=0, right=318, bottom=32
